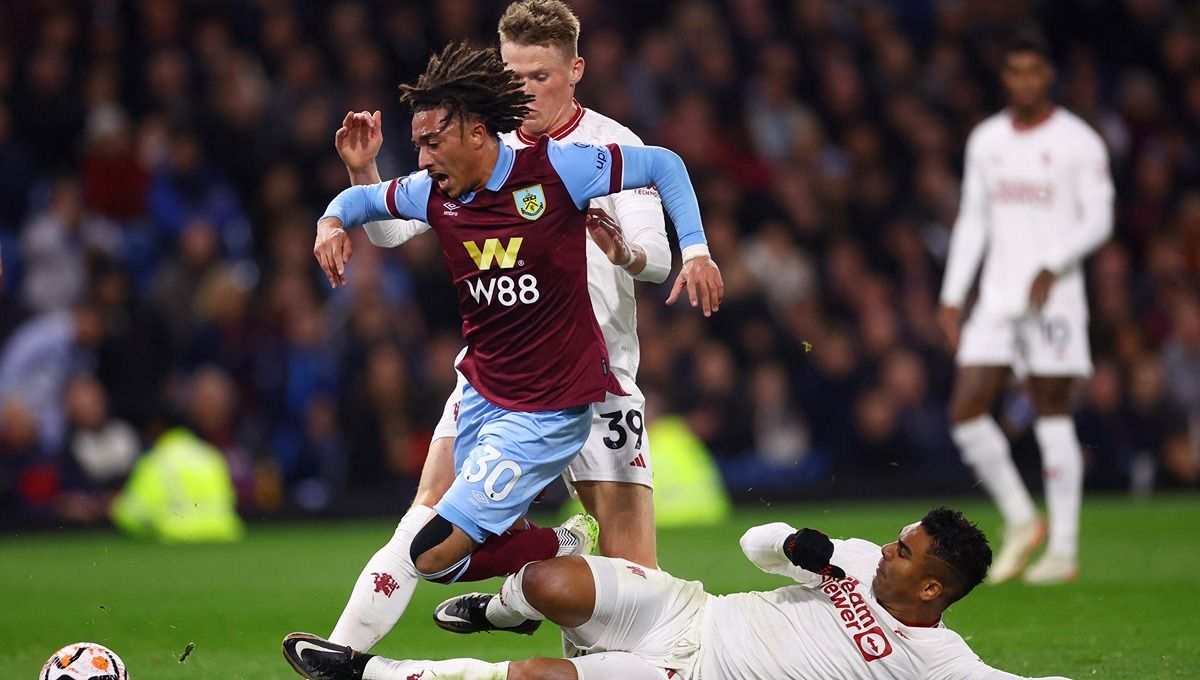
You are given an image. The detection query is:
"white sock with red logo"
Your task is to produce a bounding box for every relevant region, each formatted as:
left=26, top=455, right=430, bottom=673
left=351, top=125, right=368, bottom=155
left=363, top=657, right=509, bottom=680
left=486, top=563, right=545, bottom=627
left=952, top=415, right=1037, bottom=527
left=1035, top=416, right=1083, bottom=559
left=328, top=504, right=436, bottom=651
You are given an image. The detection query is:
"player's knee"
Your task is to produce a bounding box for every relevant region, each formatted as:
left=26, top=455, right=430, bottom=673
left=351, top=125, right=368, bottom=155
left=522, top=557, right=592, bottom=620
left=1030, top=379, right=1072, bottom=416
left=519, top=559, right=557, bottom=606
left=948, top=394, right=988, bottom=424
left=410, top=513, right=456, bottom=578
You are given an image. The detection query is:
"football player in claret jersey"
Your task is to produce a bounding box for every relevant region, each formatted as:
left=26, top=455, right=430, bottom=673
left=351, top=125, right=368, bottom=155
left=283, top=508, right=1073, bottom=680
left=315, top=0, right=722, bottom=659
left=938, top=29, right=1114, bottom=585
left=287, top=40, right=714, bottom=680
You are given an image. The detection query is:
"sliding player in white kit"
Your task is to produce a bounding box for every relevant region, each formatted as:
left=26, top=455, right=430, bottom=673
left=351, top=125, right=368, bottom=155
left=938, top=29, right=1113, bottom=585
left=284, top=507, right=1073, bottom=680
left=320, top=0, right=723, bottom=654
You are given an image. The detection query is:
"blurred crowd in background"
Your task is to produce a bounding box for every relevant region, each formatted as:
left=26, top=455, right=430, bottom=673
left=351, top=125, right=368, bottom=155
left=1, top=0, right=1198, bottom=523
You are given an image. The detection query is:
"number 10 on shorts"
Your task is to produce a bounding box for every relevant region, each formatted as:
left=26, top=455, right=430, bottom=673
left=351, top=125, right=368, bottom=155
left=463, top=444, right=524, bottom=501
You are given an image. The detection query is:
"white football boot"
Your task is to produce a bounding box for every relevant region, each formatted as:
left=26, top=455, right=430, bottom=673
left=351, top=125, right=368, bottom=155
left=986, top=517, right=1045, bottom=584
left=1023, top=552, right=1078, bottom=585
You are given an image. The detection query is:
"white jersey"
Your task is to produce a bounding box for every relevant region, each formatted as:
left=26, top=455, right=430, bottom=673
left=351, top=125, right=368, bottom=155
left=940, top=107, right=1113, bottom=319
left=695, top=523, right=1069, bottom=680
left=361, top=102, right=670, bottom=377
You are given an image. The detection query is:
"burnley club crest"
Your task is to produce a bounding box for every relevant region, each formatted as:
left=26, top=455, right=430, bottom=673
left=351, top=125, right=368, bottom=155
left=513, top=184, right=546, bottom=221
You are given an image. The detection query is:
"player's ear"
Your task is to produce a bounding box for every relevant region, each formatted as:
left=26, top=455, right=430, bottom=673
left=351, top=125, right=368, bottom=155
left=919, top=578, right=943, bottom=602
left=570, top=56, right=584, bottom=87
left=470, top=120, right=488, bottom=148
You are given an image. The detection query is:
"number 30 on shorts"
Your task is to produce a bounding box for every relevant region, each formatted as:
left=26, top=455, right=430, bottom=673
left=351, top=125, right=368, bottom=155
left=463, top=444, right=523, bottom=501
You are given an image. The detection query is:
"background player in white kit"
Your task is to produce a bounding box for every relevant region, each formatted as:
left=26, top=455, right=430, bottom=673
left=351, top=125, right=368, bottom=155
left=938, top=30, right=1114, bottom=585
left=284, top=507, right=1073, bottom=680
left=317, top=0, right=724, bottom=654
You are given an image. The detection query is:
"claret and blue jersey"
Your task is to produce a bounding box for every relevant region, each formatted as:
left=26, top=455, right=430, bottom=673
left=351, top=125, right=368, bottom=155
left=323, top=135, right=707, bottom=414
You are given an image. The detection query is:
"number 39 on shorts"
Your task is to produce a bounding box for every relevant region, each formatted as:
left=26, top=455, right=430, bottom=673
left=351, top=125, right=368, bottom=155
left=463, top=444, right=523, bottom=501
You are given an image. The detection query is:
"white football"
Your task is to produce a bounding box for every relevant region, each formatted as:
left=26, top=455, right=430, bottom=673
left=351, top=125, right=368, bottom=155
left=39, top=642, right=128, bottom=680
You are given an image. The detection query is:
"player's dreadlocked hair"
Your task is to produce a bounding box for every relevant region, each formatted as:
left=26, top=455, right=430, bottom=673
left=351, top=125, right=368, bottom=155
left=399, top=42, right=533, bottom=135
left=920, top=507, right=992, bottom=604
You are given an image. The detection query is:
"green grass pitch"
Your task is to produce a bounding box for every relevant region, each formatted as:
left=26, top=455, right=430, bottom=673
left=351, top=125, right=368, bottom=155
left=3, top=494, right=1197, bottom=679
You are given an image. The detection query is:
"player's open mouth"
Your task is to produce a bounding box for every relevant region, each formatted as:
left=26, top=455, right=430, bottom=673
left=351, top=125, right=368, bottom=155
left=432, top=172, right=450, bottom=189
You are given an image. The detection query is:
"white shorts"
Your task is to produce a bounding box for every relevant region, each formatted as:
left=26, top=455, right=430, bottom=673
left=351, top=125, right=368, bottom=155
left=957, top=301, right=1092, bottom=377
left=432, top=364, right=653, bottom=490
left=567, top=555, right=706, bottom=677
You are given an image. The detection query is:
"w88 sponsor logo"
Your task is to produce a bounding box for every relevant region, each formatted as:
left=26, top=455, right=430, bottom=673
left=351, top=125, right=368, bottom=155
left=466, top=274, right=541, bottom=306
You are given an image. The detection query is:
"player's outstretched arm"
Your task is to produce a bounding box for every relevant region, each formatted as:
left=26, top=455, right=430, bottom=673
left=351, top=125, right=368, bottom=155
left=550, top=141, right=724, bottom=315
left=335, top=110, right=432, bottom=248
left=618, top=145, right=723, bottom=315
left=739, top=522, right=845, bottom=584
left=602, top=131, right=672, bottom=283
left=317, top=174, right=433, bottom=287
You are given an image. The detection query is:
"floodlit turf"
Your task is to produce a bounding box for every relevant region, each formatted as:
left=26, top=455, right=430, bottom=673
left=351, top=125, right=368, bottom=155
left=3, top=494, right=1197, bottom=679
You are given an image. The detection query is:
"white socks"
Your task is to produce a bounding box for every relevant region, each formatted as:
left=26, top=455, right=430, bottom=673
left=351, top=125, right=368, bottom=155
left=486, top=563, right=545, bottom=628
left=328, top=505, right=436, bottom=651
left=1035, top=416, right=1083, bottom=559
left=364, top=657, right=509, bottom=680
left=953, top=415, right=1038, bottom=527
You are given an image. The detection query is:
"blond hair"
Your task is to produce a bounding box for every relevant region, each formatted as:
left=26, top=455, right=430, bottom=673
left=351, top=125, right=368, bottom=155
left=498, top=0, right=581, bottom=58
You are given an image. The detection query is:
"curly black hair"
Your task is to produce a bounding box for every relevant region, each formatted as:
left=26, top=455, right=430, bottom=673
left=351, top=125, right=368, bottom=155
left=399, top=41, right=533, bottom=135
left=1004, top=26, right=1051, bottom=60
left=920, top=507, right=992, bottom=603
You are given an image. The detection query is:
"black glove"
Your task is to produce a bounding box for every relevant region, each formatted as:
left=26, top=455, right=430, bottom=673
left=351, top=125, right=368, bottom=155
left=783, top=528, right=846, bottom=578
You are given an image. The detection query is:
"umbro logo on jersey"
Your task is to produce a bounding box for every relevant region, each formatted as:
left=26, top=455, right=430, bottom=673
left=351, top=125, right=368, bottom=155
left=444, top=201, right=460, bottom=216
left=629, top=453, right=647, bottom=468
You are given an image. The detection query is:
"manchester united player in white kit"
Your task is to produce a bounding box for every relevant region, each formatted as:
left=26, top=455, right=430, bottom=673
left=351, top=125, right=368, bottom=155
left=938, top=30, right=1113, bottom=585
left=315, top=0, right=723, bottom=655
left=283, top=507, right=1072, bottom=680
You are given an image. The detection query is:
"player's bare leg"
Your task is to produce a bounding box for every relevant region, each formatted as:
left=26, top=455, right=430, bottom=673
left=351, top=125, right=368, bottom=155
left=284, top=632, right=656, bottom=680
left=573, top=480, right=657, bottom=568
left=1024, top=375, right=1082, bottom=584
left=413, top=436, right=458, bottom=507
left=949, top=365, right=1042, bottom=583
left=328, top=437, right=456, bottom=650
left=507, top=658, right=579, bottom=680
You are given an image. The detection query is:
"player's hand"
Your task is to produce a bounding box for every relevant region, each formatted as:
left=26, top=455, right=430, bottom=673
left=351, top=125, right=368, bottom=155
left=335, top=110, right=383, bottom=175
left=314, top=217, right=353, bottom=288
left=783, top=528, right=846, bottom=579
left=1028, top=269, right=1056, bottom=311
left=938, top=305, right=962, bottom=353
left=586, top=208, right=641, bottom=270
left=667, top=255, right=724, bottom=317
